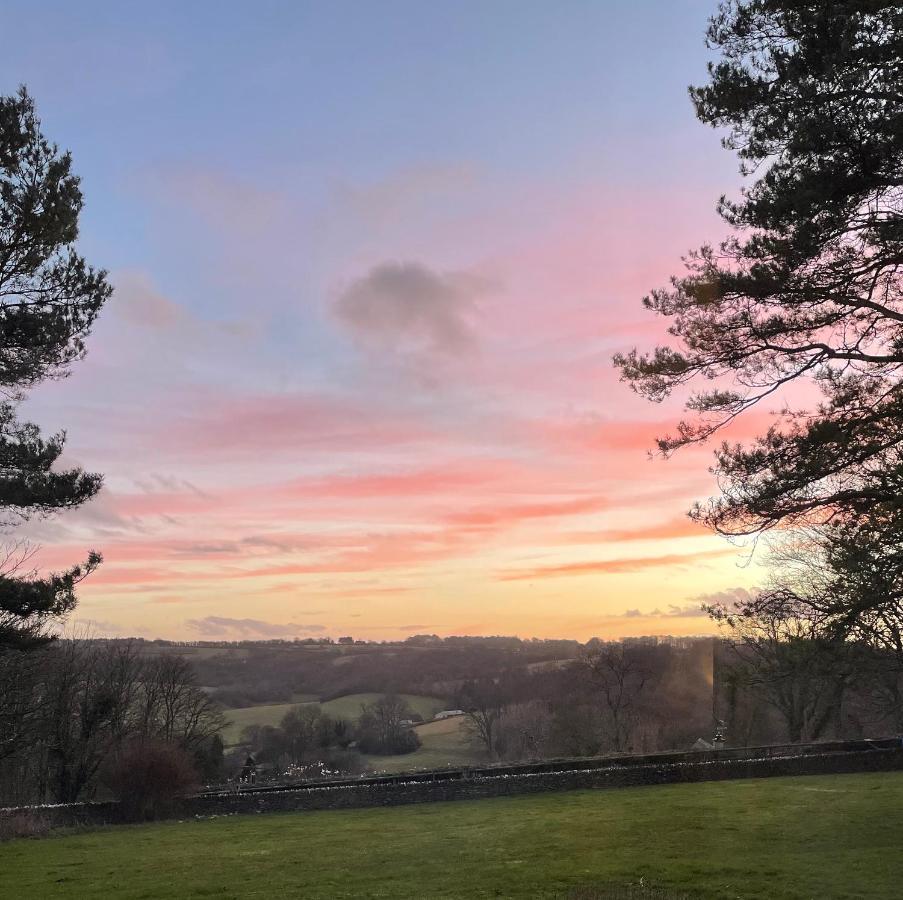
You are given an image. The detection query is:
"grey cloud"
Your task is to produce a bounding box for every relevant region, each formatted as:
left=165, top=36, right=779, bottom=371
left=133, top=473, right=209, bottom=497
left=172, top=542, right=237, bottom=557
left=691, top=587, right=755, bottom=610
left=618, top=603, right=707, bottom=619
left=16, top=488, right=149, bottom=543
left=660, top=603, right=707, bottom=618
left=335, top=261, right=490, bottom=357
left=172, top=535, right=307, bottom=558
left=72, top=618, right=127, bottom=636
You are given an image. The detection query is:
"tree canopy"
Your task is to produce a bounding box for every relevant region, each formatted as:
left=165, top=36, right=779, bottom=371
left=614, top=2, right=903, bottom=536
left=0, top=88, right=111, bottom=648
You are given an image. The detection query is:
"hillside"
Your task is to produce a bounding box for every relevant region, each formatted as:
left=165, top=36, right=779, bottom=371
left=3, top=772, right=901, bottom=898
left=364, top=714, right=482, bottom=773
left=221, top=693, right=447, bottom=746
left=148, top=637, right=585, bottom=710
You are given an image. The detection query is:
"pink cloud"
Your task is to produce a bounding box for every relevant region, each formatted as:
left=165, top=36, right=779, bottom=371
left=443, top=495, right=607, bottom=529
left=564, top=516, right=705, bottom=544
left=497, top=548, right=734, bottom=581
left=27, top=172, right=778, bottom=639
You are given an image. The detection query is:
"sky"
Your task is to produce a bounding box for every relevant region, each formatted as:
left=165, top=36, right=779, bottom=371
left=1, top=0, right=768, bottom=642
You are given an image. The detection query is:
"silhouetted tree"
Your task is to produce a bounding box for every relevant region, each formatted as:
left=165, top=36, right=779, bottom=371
left=280, top=705, right=325, bottom=764
left=356, top=694, right=420, bottom=755
left=41, top=639, right=142, bottom=802
left=0, top=88, right=111, bottom=648
left=583, top=644, right=650, bottom=753
left=710, top=516, right=903, bottom=736
left=709, top=588, right=853, bottom=743
left=459, top=678, right=507, bottom=759
left=0, top=641, right=225, bottom=804
left=495, top=701, right=553, bottom=761
left=0, top=645, right=43, bottom=763
left=615, top=4, right=903, bottom=537
left=135, top=654, right=225, bottom=752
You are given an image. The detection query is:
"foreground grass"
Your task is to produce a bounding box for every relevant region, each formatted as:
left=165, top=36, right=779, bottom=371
left=3, top=772, right=902, bottom=899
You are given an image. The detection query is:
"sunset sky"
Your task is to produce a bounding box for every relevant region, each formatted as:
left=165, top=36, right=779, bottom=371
left=2, top=1, right=767, bottom=641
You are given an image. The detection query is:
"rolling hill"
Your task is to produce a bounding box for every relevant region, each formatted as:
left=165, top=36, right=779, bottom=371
left=221, top=693, right=447, bottom=746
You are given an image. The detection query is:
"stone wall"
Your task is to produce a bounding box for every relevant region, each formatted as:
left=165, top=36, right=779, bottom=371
left=181, top=747, right=903, bottom=817
left=6, top=745, right=902, bottom=830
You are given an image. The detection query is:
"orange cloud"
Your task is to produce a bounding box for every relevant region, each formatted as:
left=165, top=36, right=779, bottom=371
left=564, top=516, right=704, bottom=543
left=443, top=495, right=607, bottom=529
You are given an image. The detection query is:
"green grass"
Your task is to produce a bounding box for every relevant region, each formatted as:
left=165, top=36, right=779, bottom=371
left=318, top=692, right=445, bottom=724
left=221, top=702, right=300, bottom=744
left=365, top=714, right=483, bottom=773
left=3, top=772, right=902, bottom=898
left=222, top=693, right=446, bottom=745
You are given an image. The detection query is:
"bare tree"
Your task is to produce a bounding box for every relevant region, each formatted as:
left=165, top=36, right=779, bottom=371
left=0, top=646, right=44, bottom=763
left=357, top=694, right=419, bottom=755
left=495, top=701, right=553, bottom=762
left=583, top=644, right=650, bottom=753
left=458, top=679, right=507, bottom=760
left=41, top=639, right=143, bottom=802
left=710, top=591, right=852, bottom=744
left=136, top=654, right=225, bottom=751
left=279, top=705, right=324, bottom=765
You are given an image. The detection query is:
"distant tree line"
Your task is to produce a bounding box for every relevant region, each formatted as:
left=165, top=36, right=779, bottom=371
left=177, top=638, right=583, bottom=710
left=712, top=595, right=903, bottom=746
left=455, top=640, right=715, bottom=762
left=457, top=636, right=903, bottom=763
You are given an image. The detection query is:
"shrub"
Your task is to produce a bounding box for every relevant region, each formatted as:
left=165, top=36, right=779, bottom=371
left=0, top=810, right=52, bottom=841
left=104, top=739, right=199, bottom=821
left=320, top=748, right=367, bottom=777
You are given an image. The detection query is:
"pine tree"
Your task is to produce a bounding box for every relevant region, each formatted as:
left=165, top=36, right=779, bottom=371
left=0, top=88, right=111, bottom=648
left=615, top=2, right=903, bottom=537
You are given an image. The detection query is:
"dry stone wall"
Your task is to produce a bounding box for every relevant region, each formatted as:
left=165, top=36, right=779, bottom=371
left=4, top=744, right=902, bottom=830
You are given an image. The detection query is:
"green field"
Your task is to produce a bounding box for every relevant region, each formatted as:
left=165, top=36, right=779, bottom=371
left=3, top=772, right=902, bottom=898
left=317, top=692, right=446, bottom=724
left=366, top=714, right=483, bottom=772
left=222, top=693, right=446, bottom=745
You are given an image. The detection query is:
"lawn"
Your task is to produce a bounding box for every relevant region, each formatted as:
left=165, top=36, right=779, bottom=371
left=222, top=693, right=446, bottom=745
left=3, top=772, right=902, bottom=898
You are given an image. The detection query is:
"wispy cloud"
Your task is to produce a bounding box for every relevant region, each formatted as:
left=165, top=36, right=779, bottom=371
left=184, top=616, right=326, bottom=638
left=565, top=516, right=702, bottom=544
left=691, top=587, right=756, bottom=609
left=498, top=548, right=733, bottom=581
left=620, top=603, right=707, bottom=619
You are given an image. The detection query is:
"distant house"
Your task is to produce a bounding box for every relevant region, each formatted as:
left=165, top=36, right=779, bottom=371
left=434, top=709, right=465, bottom=720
